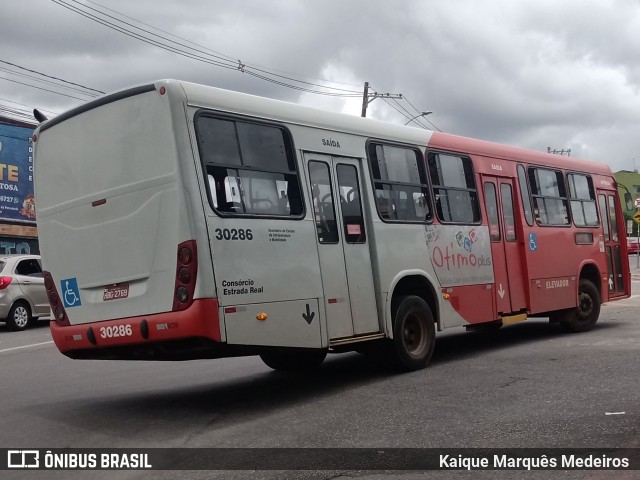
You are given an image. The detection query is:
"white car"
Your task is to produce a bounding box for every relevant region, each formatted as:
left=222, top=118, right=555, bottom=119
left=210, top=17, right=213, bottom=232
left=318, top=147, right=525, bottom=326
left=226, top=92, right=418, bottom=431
left=0, top=255, right=50, bottom=331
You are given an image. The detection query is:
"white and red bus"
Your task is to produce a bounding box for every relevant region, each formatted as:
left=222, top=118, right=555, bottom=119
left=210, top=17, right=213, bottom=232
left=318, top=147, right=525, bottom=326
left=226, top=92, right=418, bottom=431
left=32, top=80, right=631, bottom=371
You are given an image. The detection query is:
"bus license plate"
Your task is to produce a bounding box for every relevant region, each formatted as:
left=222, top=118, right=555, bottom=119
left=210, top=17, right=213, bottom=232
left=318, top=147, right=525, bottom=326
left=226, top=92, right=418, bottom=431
left=103, top=284, right=129, bottom=301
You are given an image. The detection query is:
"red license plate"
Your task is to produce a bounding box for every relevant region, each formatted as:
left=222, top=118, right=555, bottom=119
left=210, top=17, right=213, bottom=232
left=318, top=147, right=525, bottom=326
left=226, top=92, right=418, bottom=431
left=103, top=283, right=129, bottom=301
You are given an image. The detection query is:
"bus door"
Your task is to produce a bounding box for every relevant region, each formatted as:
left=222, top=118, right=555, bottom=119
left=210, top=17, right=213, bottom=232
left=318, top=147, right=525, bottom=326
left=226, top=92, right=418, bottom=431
left=482, top=176, right=527, bottom=314
left=597, top=192, right=627, bottom=298
left=304, top=153, right=380, bottom=340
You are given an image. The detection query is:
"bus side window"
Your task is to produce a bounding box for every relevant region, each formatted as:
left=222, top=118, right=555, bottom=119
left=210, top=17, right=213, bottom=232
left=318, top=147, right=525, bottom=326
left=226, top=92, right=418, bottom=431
left=568, top=173, right=598, bottom=227
left=196, top=115, right=304, bottom=218
left=428, top=152, right=480, bottom=224
left=308, top=161, right=339, bottom=244
left=367, top=143, right=431, bottom=223
left=484, top=182, right=501, bottom=241
left=517, top=164, right=534, bottom=226
left=528, top=167, right=569, bottom=226
left=336, top=164, right=366, bottom=243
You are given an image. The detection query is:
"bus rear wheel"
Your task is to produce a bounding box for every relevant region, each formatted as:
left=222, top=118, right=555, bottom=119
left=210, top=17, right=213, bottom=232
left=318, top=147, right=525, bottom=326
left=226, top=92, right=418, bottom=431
left=260, top=349, right=327, bottom=372
left=556, top=279, right=601, bottom=333
left=387, top=295, right=435, bottom=371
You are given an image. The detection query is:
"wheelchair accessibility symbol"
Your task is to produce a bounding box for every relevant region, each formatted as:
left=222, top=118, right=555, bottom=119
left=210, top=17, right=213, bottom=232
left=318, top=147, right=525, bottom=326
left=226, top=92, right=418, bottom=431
left=61, top=278, right=82, bottom=308
left=529, top=233, right=538, bottom=252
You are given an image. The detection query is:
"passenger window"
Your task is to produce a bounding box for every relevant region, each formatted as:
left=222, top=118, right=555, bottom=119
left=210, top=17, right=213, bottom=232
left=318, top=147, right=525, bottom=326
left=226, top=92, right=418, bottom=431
left=608, top=195, right=619, bottom=242
left=528, top=167, right=569, bottom=226
left=567, top=173, right=598, bottom=227
left=598, top=194, right=610, bottom=241
left=517, top=164, right=533, bottom=226
left=308, top=161, right=339, bottom=244
left=196, top=115, right=303, bottom=217
left=484, top=182, right=501, bottom=241
left=336, top=164, right=366, bottom=244
left=501, top=184, right=516, bottom=242
left=428, top=152, right=480, bottom=223
left=367, top=143, right=431, bottom=222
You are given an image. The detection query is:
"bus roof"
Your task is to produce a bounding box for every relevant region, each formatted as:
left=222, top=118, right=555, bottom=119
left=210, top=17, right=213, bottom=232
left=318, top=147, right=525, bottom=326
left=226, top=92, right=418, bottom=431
left=37, top=78, right=614, bottom=178
left=428, top=131, right=613, bottom=176
left=176, top=79, right=433, bottom=147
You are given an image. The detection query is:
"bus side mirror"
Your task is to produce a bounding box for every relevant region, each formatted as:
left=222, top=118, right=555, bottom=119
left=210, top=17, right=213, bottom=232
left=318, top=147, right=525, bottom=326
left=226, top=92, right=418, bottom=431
left=624, top=192, right=634, bottom=212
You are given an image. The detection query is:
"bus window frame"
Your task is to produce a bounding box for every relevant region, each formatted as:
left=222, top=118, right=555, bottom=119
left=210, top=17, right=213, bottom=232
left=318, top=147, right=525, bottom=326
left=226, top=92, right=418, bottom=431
left=308, top=160, right=340, bottom=245
left=193, top=110, right=306, bottom=220
left=566, top=171, right=600, bottom=229
left=517, top=163, right=534, bottom=227
left=427, top=149, right=482, bottom=226
left=527, top=165, right=571, bottom=228
left=365, top=139, right=433, bottom=225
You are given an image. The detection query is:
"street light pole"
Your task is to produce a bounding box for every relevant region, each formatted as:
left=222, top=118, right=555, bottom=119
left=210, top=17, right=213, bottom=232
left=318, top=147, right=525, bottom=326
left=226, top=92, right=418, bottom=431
left=405, top=111, right=433, bottom=126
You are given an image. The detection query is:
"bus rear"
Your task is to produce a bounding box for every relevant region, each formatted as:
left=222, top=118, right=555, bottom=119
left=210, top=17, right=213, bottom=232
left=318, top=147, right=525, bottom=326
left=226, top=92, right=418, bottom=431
left=34, top=82, right=220, bottom=359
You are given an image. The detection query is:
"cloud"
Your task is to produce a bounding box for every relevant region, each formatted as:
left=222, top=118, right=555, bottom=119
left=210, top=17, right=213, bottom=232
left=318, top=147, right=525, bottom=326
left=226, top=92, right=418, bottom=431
left=3, top=0, right=640, bottom=170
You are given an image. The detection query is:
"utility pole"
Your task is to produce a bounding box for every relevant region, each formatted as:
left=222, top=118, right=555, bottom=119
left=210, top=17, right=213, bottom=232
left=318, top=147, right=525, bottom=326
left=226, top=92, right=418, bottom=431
left=361, top=81, right=403, bottom=117
left=361, top=82, right=370, bottom=118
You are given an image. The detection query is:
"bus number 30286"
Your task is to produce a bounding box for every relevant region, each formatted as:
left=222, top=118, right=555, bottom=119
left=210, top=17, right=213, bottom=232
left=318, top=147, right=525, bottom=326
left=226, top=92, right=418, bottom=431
left=215, top=228, right=253, bottom=241
left=100, top=325, right=133, bottom=339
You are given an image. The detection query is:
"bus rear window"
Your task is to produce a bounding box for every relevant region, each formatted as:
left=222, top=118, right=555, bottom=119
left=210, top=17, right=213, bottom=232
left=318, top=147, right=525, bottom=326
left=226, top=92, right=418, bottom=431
left=196, top=115, right=303, bottom=217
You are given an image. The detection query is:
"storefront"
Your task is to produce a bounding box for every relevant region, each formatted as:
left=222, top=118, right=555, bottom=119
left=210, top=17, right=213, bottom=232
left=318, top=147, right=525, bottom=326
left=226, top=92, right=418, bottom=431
left=0, top=116, right=38, bottom=255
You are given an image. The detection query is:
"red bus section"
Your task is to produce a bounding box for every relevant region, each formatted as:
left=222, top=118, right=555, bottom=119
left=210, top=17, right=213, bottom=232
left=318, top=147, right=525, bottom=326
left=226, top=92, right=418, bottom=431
left=50, top=299, right=220, bottom=360
left=428, top=132, right=629, bottom=326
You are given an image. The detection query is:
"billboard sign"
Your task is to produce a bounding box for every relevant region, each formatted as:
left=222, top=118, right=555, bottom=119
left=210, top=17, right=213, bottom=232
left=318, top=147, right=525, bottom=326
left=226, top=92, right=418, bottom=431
left=0, top=121, right=36, bottom=223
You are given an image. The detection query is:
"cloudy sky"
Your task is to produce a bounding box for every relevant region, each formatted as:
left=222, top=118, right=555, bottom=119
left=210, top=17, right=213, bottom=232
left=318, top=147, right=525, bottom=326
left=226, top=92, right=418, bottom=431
left=3, top=0, right=640, bottom=171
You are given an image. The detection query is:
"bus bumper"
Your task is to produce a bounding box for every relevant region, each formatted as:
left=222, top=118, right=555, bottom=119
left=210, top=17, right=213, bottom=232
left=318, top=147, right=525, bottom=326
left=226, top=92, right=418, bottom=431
left=50, top=298, right=221, bottom=360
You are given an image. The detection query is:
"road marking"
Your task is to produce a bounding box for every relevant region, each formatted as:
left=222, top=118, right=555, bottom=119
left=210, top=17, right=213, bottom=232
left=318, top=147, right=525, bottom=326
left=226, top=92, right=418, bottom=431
left=0, top=341, right=54, bottom=353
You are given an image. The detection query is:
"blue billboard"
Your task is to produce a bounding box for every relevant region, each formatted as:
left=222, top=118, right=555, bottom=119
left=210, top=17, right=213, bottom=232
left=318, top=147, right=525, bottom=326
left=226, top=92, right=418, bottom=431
left=0, top=121, right=36, bottom=223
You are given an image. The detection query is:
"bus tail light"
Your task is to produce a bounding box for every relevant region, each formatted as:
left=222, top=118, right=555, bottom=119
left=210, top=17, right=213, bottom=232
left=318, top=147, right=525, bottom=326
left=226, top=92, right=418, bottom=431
left=44, top=271, right=70, bottom=326
left=173, top=240, right=197, bottom=311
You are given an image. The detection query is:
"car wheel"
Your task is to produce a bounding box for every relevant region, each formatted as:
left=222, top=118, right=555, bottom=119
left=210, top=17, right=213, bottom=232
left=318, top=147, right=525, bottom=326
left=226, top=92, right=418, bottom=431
left=7, top=301, right=32, bottom=331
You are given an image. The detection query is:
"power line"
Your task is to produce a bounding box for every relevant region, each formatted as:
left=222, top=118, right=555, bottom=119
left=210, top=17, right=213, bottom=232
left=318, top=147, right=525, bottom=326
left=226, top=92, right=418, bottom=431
left=3, top=1, right=442, bottom=128
left=0, top=105, right=34, bottom=122
left=0, top=76, right=89, bottom=101
left=82, top=0, right=363, bottom=90
left=51, top=0, right=364, bottom=97
left=403, top=96, right=442, bottom=132
left=0, top=66, right=99, bottom=98
left=402, top=95, right=442, bottom=132
left=0, top=97, right=59, bottom=116
left=0, top=58, right=103, bottom=94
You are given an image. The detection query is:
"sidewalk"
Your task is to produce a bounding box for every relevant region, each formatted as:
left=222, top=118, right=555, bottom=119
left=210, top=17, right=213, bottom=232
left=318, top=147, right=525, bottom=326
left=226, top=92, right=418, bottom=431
left=629, top=254, right=640, bottom=276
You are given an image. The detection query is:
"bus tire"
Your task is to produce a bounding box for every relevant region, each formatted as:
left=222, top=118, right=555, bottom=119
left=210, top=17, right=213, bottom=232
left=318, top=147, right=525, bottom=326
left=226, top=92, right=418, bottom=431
left=387, top=295, right=435, bottom=371
left=260, top=349, right=327, bottom=372
left=559, top=279, right=601, bottom=333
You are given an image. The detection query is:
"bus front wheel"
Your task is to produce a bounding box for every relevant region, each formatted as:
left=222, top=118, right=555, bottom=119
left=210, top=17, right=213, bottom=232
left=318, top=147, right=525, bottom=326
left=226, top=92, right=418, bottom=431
left=387, top=295, right=435, bottom=371
left=555, top=279, right=601, bottom=333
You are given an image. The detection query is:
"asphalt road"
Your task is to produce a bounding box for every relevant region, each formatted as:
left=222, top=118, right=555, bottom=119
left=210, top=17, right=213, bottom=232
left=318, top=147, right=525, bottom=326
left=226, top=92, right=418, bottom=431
left=1, top=269, right=640, bottom=480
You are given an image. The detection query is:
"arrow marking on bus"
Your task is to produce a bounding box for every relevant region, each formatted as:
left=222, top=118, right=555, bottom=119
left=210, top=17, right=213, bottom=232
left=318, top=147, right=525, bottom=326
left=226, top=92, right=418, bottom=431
left=498, top=284, right=505, bottom=299
left=302, top=304, right=315, bottom=324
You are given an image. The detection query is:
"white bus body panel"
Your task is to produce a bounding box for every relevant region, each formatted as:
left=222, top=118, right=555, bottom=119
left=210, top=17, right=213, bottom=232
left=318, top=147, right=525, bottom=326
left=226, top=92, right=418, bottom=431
left=35, top=86, right=200, bottom=325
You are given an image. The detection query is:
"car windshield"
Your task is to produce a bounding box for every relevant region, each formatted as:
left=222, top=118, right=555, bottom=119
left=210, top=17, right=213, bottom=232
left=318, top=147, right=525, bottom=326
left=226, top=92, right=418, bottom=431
left=0, top=261, right=5, bottom=273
